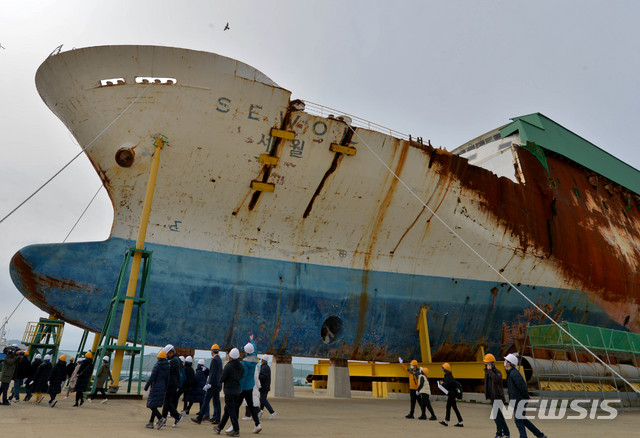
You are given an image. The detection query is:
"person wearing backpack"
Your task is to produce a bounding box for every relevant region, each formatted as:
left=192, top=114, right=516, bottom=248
left=439, top=362, right=463, bottom=427
left=484, top=353, right=510, bottom=438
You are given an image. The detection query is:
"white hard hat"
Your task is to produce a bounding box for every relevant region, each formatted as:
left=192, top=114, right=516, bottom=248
left=244, top=342, right=254, bottom=354
left=163, top=344, right=174, bottom=353
left=261, top=355, right=271, bottom=362
left=504, top=353, right=519, bottom=366
left=197, top=359, right=205, bottom=366
left=179, top=355, right=185, bottom=363
left=103, top=356, right=109, bottom=362
left=185, top=356, right=193, bottom=363
left=44, top=354, right=51, bottom=361
left=229, top=348, right=240, bottom=359
left=35, top=353, right=42, bottom=359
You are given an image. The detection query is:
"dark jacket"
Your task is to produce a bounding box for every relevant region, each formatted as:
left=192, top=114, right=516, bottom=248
left=221, top=359, right=244, bottom=396
left=506, top=367, right=529, bottom=402
left=183, top=363, right=195, bottom=390
left=167, top=355, right=181, bottom=388
left=442, top=372, right=457, bottom=400
left=145, top=358, right=170, bottom=408
left=74, top=358, right=94, bottom=392
left=0, top=353, right=18, bottom=383
left=258, top=362, right=271, bottom=393
left=188, top=366, right=207, bottom=403
left=208, top=354, right=222, bottom=389
left=49, top=360, right=68, bottom=394
left=484, top=366, right=505, bottom=401
left=32, top=361, right=53, bottom=393
left=16, top=356, right=31, bottom=380
left=66, top=361, right=76, bottom=378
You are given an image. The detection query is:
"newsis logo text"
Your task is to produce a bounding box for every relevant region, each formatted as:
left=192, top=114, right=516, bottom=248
left=490, top=399, right=621, bottom=420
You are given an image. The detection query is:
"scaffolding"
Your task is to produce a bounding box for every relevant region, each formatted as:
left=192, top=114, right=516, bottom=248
left=21, top=317, right=65, bottom=360
left=526, top=322, right=640, bottom=406
left=90, top=247, right=151, bottom=396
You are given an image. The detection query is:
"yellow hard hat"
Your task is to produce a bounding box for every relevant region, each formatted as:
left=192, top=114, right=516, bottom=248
left=410, top=359, right=419, bottom=367
left=59, top=354, right=67, bottom=361
left=85, top=351, right=93, bottom=359
left=420, top=367, right=429, bottom=375
left=211, top=344, right=220, bottom=350
left=157, top=350, right=167, bottom=359
left=69, top=357, right=74, bottom=362
left=442, top=362, right=452, bottom=372
left=483, top=353, right=496, bottom=363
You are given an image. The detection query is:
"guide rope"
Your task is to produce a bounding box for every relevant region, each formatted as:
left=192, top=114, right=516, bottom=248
left=349, top=125, right=640, bottom=394
left=0, top=84, right=150, bottom=225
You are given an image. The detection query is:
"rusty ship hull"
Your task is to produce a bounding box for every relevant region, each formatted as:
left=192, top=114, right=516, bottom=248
left=9, top=45, right=640, bottom=361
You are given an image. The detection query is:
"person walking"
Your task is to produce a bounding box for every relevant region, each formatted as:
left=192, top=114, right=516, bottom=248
left=417, top=367, right=437, bottom=420
left=9, top=349, right=27, bottom=402
left=213, top=348, right=244, bottom=437
left=66, top=357, right=82, bottom=400
left=0, top=345, right=19, bottom=405
left=439, top=362, right=463, bottom=427
left=238, top=338, right=262, bottom=433
left=258, top=355, right=276, bottom=420
left=24, top=353, right=42, bottom=401
left=504, top=353, right=547, bottom=438
left=398, top=357, right=421, bottom=418
left=47, top=354, right=68, bottom=407
left=64, top=357, right=75, bottom=395
left=484, top=353, right=510, bottom=438
left=144, top=350, right=170, bottom=429
left=158, top=344, right=183, bottom=429
left=186, top=359, right=207, bottom=416
left=89, top=356, right=112, bottom=403
left=180, top=356, right=195, bottom=413
left=31, top=354, right=53, bottom=404
left=73, top=352, right=94, bottom=407
left=191, top=343, right=222, bottom=424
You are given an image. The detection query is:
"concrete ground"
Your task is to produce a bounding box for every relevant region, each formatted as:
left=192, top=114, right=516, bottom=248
left=1, top=388, right=638, bottom=437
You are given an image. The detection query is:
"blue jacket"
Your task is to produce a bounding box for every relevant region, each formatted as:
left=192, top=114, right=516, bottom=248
left=188, top=366, right=207, bottom=403
left=145, top=358, right=170, bottom=408
left=506, top=367, right=529, bottom=402
left=240, top=357, right=258, bottom=391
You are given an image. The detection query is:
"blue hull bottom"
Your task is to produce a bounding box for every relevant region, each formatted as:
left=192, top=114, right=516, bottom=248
left=9, top=238, right=623, bottom=361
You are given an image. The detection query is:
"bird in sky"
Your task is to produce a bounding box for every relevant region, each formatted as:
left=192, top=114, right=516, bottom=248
left=224, top=22, right=230, bottom=31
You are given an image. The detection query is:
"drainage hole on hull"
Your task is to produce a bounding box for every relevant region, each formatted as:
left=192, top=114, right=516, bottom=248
left=115, top=147, right=135, bottom=167
left=321, top=315, right=344, bottom=345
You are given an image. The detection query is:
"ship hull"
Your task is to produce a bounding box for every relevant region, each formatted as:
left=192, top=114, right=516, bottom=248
left=10, top=238, right=624, bottom=361
left=9, top=45, right=640, bottom=360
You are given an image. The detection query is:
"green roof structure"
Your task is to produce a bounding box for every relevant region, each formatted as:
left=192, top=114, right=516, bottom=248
left=500, top=113, right=640, bottom=195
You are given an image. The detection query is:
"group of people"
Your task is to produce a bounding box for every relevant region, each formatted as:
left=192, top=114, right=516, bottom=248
left=144, top=335, right=276, bottom=436
left=401, top=352, right=547, bottom=438
left=0, top=345, right=112, bottom=409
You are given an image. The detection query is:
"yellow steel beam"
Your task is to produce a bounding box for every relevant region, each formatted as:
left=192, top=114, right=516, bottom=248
left=270, top=128, right=295, bottom=140
left=258, top=154, right=279, bottom=166
left=251, top=181, right=275, bottom=192
left=314, top=359, right=506, bottom=380
left=110, top=135, right=166, bottom=390
left=330, top=143, right=357, bottom=156
left=416, top=307, right=432, bottom=364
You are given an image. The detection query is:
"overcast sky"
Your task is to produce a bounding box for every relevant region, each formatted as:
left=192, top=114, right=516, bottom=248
left=1, top=0, right=639, bottom=349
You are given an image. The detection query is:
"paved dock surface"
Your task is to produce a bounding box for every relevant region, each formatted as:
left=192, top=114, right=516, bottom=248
left=1, top=388, right=638, bottom=437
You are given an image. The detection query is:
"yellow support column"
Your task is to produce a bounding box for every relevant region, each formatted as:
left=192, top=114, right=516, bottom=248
left=110, top=135, right=166, bottom=390
left=416, top=307, right=432, bottom=364
left=90, top=332, right=101, bottom=356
